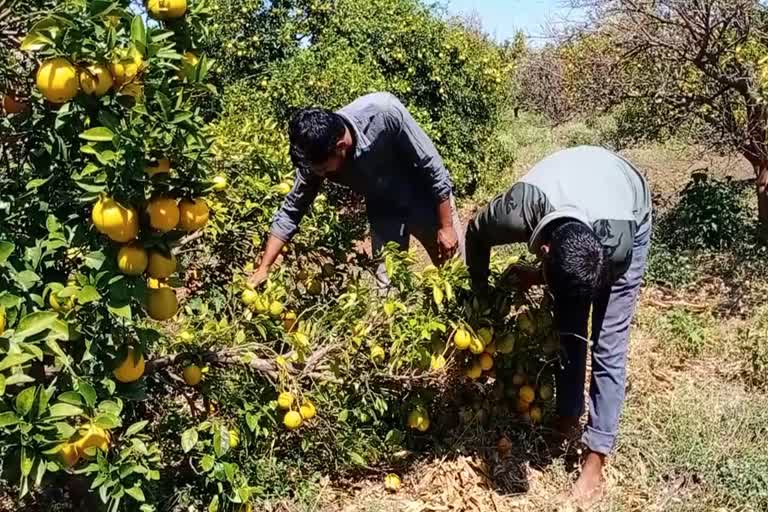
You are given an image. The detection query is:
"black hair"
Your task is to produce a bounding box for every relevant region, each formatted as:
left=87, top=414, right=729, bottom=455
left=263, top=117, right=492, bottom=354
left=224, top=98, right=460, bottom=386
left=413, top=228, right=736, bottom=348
left=288, top=107, right=347, bottom=168
left=543, top=220, right=607, bottom=301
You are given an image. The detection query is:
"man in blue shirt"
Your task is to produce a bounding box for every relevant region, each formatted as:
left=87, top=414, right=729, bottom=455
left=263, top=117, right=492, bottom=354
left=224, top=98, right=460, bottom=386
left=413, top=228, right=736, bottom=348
left=247, top=92, right=462, bottom=288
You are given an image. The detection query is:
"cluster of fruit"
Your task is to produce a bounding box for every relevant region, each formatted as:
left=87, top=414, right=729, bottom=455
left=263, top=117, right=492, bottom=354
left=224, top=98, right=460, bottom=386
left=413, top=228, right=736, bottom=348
left=53, top=423, right=111, bottom=469
left=276, top=391, right=316, bottom=430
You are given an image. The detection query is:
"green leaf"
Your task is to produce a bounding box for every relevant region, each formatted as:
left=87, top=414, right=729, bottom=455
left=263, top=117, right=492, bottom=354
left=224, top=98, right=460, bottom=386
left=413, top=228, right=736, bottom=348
left=130, top=16, right=146, bottom=49
left=79, top=127, right=115, bottom=143
left=0, top=374, right=5, bottom=395
left=213, top=425, right=228, bottom=457
left=93, top=413, right=120, bottom=429
left=208, top=495, right=219, bottom=512
left=15, top=386, right=37, bottom=416
left=0, top=353, right=35, bottom=372
left=26, top=178, right=51, bottom=190
left=20, top=32, right=54, bottom=51
left=108, top=303, right=132, bottom=319
left=13, top=311, right=58, bottom=342
left=56, top=422, right=76, bottom=439
left=181, top=428, right=198, bottom=453
left=57, top=391, right=83, bottom=405
left=77, top=286, right=101, bottom=304
left=14, top=270, right=40, bottom=289
left=125, top=420, right=148, bottom=437
left=125, top=486, right=145, bottom=502
left=131, top=438, right=149, bottom=456
left=76, top=380, right=97, bottom=408
left=49, top=403, right=84, bottom=418
left=0, top=411, right=19, bottom=427
left=0, top=241, right=14, bottom=263
left=349, top=452, right=366, bottom=466
left=85, top=251, right=106, bottom=270
left=5, top=373, right=35, bottom=386
left=200, top=455, right=214, bottom=472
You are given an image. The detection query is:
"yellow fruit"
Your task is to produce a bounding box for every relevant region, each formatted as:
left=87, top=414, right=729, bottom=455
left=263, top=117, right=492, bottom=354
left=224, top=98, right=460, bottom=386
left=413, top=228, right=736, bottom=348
left=519, top=385, right=536, bottom=404
left=147, top=250, right=177, bottom=279
left=178, top=198, right=209, bottom=231
left=0, top=309, right=5, bottom=333
left=283, top=410, right=303, bottom=430
left=36, top=58, right=79, bottom=103
left=430, top=354, right=446, bottom=370
left=539, top=384, right=554, bottom=401
left=92, top=197, right=138, bottom=242
left=277, top=392, right=295, bottom=410
left=55, top=442, right=80, bottom=467
left=276, top=181, right=292, bottom=195
left=496, top=333, right=515, bottom=354
left=407, top=408, right=430, bottom=432
left=478, top=352, right=494, bottom=371
left=147, top=197, right=180, bottom=232
left=477, top=327, right=493, bottom=345
left=529, top=406, right=543, bottom=424
left=147, top=287, right=178, bottom=320
left=2, top=94, right=27, bottom=114
left=484, top=342, right=497, bottom=355
left=179, top=330, right=194, bottom=342
left=178, top=51, right=199, bottom=79
left=148, top=0, right=187, bottom=20
left=465, top=362, right=482, bottom=379
left=117, top=244, right=148, bottom=275
left=241, top=289, right=258, bottom=306
left=269, top=301, right=284, bottom=318
left=113, top=348, right=145, bottom=383
left=228, top=429, right=240, bottom=448
left=110, top=48, right=143, bottom=86
left=183, top=364, right=202, bottom=386
left=283, top=311, right=297, bottom=331
left=518, top=312, right=535, bottom=336
left=453, top=328, right=471, bottom=350
left=76, top=425, right=110, bottom=455
left=370, top=345, right=386, bottom=363
left=469, top=336, right=485, bottom=355
left=145, top=158, right=171, bottom=177
left=515, top=398, right=531, bottom=414
left=252, top=296, right=268, bottom=314
left=384, top=473, right=401, bottom=492
left=211, top=175, right=228, bottom=191
left=511, top=373, right=526, bottom=386
left=49, top=291, right=75, bottom=312
left=299, top=400, right=316, bottom=419
left=307, top=279, right=321, bottom=295
left=79, top=64, right=113, bottom=96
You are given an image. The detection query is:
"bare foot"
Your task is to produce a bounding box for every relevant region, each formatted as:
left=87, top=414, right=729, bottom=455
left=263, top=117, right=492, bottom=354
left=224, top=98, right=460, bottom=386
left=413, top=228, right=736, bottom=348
left=570, top=451, right=606, bottom=508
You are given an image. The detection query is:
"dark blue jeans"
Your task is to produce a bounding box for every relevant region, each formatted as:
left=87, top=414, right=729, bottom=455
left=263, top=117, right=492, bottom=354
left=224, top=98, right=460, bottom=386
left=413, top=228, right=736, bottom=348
left=556, top=219, right=652, bottom=455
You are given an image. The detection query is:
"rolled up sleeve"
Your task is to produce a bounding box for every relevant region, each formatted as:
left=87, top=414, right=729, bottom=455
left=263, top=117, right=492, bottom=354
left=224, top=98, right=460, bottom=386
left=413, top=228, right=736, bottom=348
left=386, top=96, right=452, bottom=201
left=269, top=169, right=323, bottom=242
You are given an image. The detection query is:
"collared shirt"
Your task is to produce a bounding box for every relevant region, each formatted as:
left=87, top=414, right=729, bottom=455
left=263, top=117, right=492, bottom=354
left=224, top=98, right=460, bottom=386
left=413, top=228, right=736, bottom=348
left=466, top=146, right=652, bottom=286
left=270, top=92, right=453, bottom=241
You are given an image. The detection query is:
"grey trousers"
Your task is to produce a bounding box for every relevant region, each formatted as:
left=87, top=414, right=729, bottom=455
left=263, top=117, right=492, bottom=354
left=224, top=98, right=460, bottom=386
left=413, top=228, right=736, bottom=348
left=556, top=218, right=652, bottom=455
left=371, top=197, right=465, bottom=287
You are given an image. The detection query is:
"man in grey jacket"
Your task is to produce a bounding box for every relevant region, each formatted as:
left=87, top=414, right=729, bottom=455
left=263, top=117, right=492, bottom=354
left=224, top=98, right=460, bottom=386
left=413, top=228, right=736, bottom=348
left=247, top=92, right=462, bottom=289
left=465, top=146, right=652, bottom=505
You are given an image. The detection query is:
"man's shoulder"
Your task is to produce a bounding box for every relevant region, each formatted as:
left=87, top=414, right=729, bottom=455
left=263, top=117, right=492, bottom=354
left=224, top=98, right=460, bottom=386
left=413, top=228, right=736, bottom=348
left=339, top=92, right=402, bottom=117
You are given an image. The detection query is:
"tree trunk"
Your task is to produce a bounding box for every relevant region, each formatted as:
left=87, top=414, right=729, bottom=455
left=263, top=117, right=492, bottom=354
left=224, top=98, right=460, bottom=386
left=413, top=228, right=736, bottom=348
left=754, top=161, right=768, bottom=239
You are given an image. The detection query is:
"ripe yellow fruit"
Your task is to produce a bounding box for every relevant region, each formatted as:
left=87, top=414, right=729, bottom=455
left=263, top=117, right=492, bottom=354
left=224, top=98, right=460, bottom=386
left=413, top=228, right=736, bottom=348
left=496, top=333, right=515, bottom=354
left=465, top=362, right=482, bottom=379
left=469, top=336, right=485, bottom=355
left=211, top=175, right=228, bottom=191
left=49, top=291, right=75, bottom=313
left=252, top=296, right=268, bottom=314
left=147, top=197, right=180, bottom=232
left=370, top=345, right=386, bottom=363
left=477, top=327, right=493, bottom=345
left=148, top=0, right=187, bottom=20
left=147, top=250, right=177, bottom=279
left=228, top=429, right=240, bottom=448
left=478, top=352, right=494, bottom=371
left=0, top=309, right=5, bottom=333
left=430, top=353, right=446, bottom=370
left=183, top=364, right=202, bottom=386
left=92, top=197, right=138, bottom=242
left=2, top=94, right=27, bottom=114
left=283, top=410, right=303, bottom=430
left=76, top=425, right=110, bottom=456
left=147, top=287, right=178, bottom=321
left=519, top=385, right=536, bottom=404
left=299, top=400, right=316, bottom=419
left=113, top=348, right=145, bottom=383
left=178, top=198, right=209, bottom=231
left=269, top=301, right=284, bottom=318
left=56, top=442, right=80, bottom=467
left=276, top=181, right=292, bottom=195
left=110, top=48, right=143, bottom=86
left=145, top=158, right=171, bottom=177
left=36, top=58, right=79, bottom=103
left=453, top=328, right=471, bottom=350
left=407, top=407, right=430, bottom=432
left=241, top=289, right=258, bottom=306
left=529, top=405, right=543, bottom=424
left=283, top=311, right=297, bottom=331
left=117, top=244, right=148, bottom=275
left=539, top=384, right=554, bottom=401
left=79, top=64, right=113, bottom=96
left=384, top=473, right=401, bottom=492
left=277, top=392, right=295, bottom=410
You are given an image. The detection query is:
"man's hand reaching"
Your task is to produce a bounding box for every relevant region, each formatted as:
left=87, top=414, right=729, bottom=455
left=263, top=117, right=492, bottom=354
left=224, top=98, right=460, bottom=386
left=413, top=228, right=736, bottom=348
left=246, top=266, right=270, bottom=290
left=499, top=263, right=543, bottom=291
left=437, top=225, right=459, bottom=263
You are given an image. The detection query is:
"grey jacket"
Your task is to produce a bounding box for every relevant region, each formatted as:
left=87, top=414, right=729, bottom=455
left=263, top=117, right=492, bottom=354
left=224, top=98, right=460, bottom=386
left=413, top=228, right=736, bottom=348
left=466, top=146, right=652, bottom=286
left=270, top=92, right=453, bottom=241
